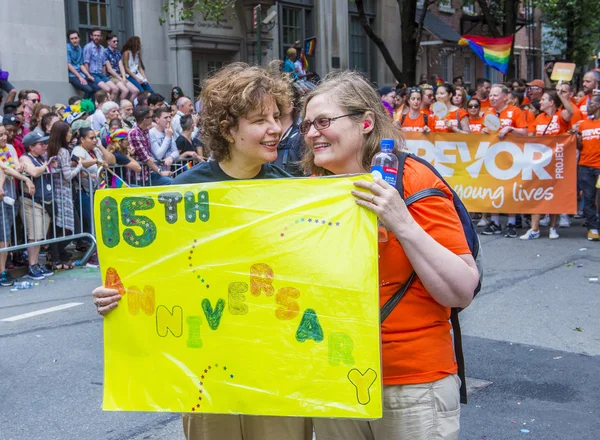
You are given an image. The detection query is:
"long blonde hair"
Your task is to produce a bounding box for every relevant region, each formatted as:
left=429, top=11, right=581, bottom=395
left=301, top=71, right=404, bottom=176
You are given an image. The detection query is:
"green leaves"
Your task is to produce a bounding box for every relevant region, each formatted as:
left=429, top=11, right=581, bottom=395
left=159, top=0, right=236, bottom=26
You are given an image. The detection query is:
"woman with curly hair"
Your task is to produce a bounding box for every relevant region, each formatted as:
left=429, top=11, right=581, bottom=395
left=92, top=61, right=311, bottom=440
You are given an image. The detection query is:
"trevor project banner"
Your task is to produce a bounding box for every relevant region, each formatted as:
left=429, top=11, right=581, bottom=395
left=94, top=175, right=382, bottom=418
left=402, top=132, right=577, bottom=214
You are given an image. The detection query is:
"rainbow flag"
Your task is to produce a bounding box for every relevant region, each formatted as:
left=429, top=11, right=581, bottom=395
left=183, top=161, right=194, bottom=172
left=305, top=38, right=316, bottom=56
left=301, top=51, right=309, bottom=71
left=458, top=35, right=513, bottom=75
left=99, top=176, right=106, bottom=189
left=110, top=174, right=128, bottom=188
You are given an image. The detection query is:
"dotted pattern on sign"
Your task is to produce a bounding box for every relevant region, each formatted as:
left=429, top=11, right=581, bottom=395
left=190, top=363, right=235, bottom=412
left=279, top=217, right=341, bottom=238
left=188, top=239, right=210, bottom=288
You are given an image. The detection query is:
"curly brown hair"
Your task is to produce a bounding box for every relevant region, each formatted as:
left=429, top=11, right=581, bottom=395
left=200, top=61, right=293, bottom=162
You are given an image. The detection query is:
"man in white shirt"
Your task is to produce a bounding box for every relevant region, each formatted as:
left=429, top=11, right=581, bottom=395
left=91, top=90, right=109, bottom=131
left=171, top=96, right=199, bottom=141
left=149, top=107, right=179, bottom=167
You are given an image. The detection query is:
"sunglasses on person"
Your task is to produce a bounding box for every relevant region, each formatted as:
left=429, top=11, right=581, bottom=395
left=29, top=99, right=40, bottom=104
left=299, top=112, right=364, bottom=135
left=527, top=86, right=541, bottom=90
left=409, top=88, right=422, bottom=94
left=468, top=104, right=480, bottom=109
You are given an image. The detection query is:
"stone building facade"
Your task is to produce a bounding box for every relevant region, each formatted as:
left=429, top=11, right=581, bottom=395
left=0, top=0, right=404, bottom=105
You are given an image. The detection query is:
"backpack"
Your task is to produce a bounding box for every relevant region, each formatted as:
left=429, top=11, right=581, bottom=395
left=274, top=124, right=305, bottom=177
left=380, top=151, right=483, bottom=404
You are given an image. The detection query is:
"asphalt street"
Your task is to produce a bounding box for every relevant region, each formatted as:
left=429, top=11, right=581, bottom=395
left=0, top=219, right=598, bottom=440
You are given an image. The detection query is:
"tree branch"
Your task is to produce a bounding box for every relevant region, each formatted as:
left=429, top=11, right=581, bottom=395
left=356, top=0, right=406, bottom=83
left=476, top=0, right=501, bottom=37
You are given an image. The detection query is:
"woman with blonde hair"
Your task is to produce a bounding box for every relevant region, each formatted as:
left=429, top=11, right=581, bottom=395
left=92, top=61, right=312, bottom=440
left=452, top=86, right=468, bottom=109
left=301, top=70, right=479, bottom=440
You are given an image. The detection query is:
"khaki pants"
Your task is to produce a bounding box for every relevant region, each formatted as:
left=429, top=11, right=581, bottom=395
left=313, top=375, right=461, bottom=440
left=22, top=198, right=50, bottom=242
left=182, top=414, right=313, bottom=440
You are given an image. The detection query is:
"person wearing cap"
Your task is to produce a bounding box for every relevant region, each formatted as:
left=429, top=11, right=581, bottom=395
left=525, top=79, right=545, bottom=102
left=0, top=123, right=35, bottom=287
left=3, top=114, right=25, bottom=157
left=19, top=131, right=57, bottom=280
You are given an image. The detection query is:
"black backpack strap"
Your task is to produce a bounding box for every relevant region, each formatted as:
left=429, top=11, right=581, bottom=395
left=395, top=152, right=409, bottom=198
left=380, top=272, right=416, bottom=323
left=451, top=308, right=468, bottom=404
left=423, top=113, right=428, bottom=128
left=404, top=188, right=447, bottom=206
left=380, top=187, right=449, bottom=323
left=401, top=113, right=406, bottom=126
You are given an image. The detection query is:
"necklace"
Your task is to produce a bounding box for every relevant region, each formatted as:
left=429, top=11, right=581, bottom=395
left=0, top=145, right=16, bottom=169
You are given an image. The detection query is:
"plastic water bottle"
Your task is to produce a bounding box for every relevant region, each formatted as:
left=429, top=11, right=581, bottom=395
left=370, top=138, right=399, bottom=242
left=13, top=281, right=34, bottom=290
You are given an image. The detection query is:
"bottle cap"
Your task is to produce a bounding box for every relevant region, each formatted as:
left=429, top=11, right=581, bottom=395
left=380, top=138, right=395, bottom=151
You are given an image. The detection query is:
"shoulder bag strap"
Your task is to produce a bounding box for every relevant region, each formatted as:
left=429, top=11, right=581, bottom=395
left=380, top=187, right=449, bottom=323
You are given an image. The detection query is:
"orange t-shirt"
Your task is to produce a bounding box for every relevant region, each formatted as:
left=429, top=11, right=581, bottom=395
left=486, top=105, right=527, bottom=129
left=380, top=159, right=470, bottom=385
left=400, top=113, right=429, bottom=132
left=479, top=97, right=492, bottom=111
left=577, top=95, right=591, bottom=119
left=468, top=115, right=485, bottom=133
left=578, top=119, right=600, bottom=168
left=569, top=106, right=583, bottom=128
left=393, top=106, right=406, bottom=122
left=528, top=112, right=570, bottom=136
left=522, top=96, right=531, bottom=105
left=523, top=108, right=535, bottom=125
left=430, top=108, right=468, bottom=132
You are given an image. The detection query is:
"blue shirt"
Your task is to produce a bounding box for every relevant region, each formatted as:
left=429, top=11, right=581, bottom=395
left=283, top=58, right=298, bottom=81
left=104, top=47, right=122, bottom=75
left=66, top=43, right=84, bottom=78
left=83, top=41, right=106, bottom=75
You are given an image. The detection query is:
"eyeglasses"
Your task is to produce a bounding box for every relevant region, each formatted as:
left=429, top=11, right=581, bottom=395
left=468, top=104, right=480, bottom=109
left=299, top=112, right=364, bottom=135
left=29, top=99, right=40, bottom=104
left=527, top=86, right=541, bottom=90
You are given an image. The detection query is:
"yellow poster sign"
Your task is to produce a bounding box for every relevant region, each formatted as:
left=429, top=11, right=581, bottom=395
left=94, top=175, right=382, bottom=419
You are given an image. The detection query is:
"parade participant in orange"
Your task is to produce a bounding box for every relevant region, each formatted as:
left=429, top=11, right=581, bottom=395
left=430, top=83, right=469, bottom=133
left=399, top=88, right=431, bottom=133
left=466, top=98, right=485, bottom=133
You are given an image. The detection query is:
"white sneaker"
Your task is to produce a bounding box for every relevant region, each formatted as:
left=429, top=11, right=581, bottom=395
left=477, top=217, right=490, bottom=227
left=558, top=214, right=570, bottom=228
left=549, top=227, right=559, bottom=239
left=539, top=214, right=551, bottom=227
left=519, top=229, right=541, bottom=240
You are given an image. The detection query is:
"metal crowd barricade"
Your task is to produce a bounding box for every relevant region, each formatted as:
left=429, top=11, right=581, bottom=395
left=98, top=158, right=202, bottom=188
left=0, top=168, right=96, bottom=264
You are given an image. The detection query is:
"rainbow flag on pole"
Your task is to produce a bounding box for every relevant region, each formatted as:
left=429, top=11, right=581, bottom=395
left=458, top=35, right=513, bottom=75
left=305, top=38, right=316, bottom=56
left=110, top=174, right=128, bottom=188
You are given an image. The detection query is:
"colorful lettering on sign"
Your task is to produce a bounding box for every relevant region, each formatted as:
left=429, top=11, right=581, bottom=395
left=156, top=305, right=183, bottom=337
left=100, top=197, right=120, bottom=248
left=121, top=197, right=157, bottom=248
left=347, top=368, right=377, bottom=405
left=127, top=285, right=155, bottom=316
left=296, top=308, right=324, bottom=343
left=328, top=333, right=355, bottom=367
left=98, top=191, right=211, bottom=248
left=228, top=282, right=249, bottom=315
left=202, top=298, right=226, bottom=330
left=275, top=287, right=300, bottom=320
left=250, top=263, right=274, bottom=297
left=186, top=316, right=203, bottom=348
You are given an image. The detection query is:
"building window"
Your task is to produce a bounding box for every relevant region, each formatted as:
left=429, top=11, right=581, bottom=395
left=463, top=55, right=473, bottom=84
left=440, top=51, right=453, bottom=82
left=65, top=0, right=133, bottom=45
left=462, top=4, right=475, bottom=14
left=278, top=2, right=315, bottom=62
left=514, top=53, right=521, bottom=79
left=486, top=66, right=500, bottom=84
left=348, top=0, right=376, bottom=81
left=527, top=55, right=537, bottom=80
